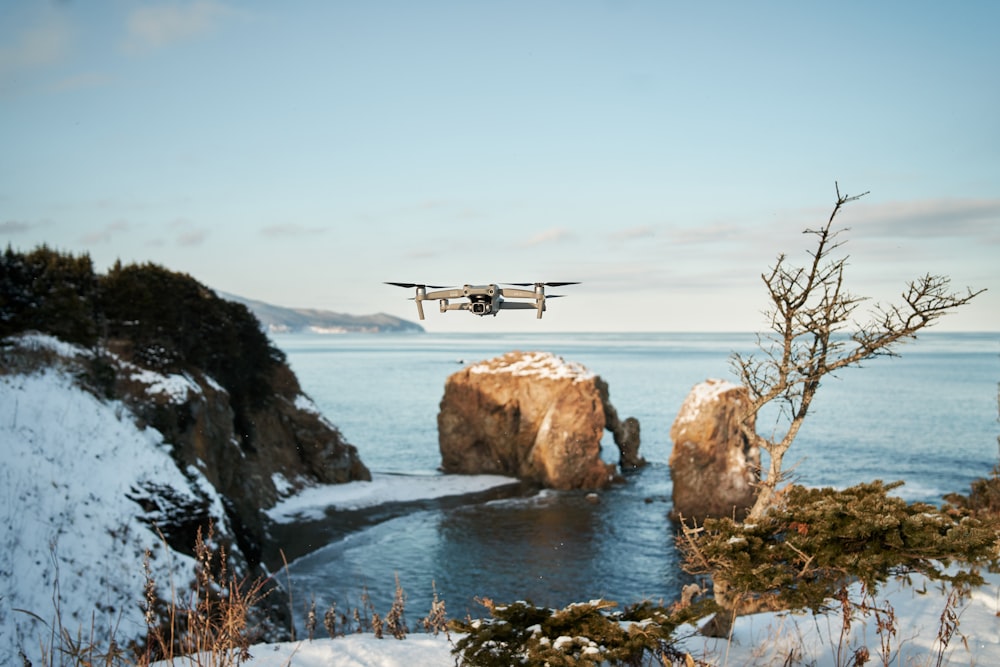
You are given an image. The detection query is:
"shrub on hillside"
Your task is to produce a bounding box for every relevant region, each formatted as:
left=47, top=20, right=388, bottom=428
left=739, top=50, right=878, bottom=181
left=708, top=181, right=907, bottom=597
left=451, top=597, right=713, bottom=666
left=945, top=463, right=1000, bottom=522
left=1, top=245, right=99, bottom=346
left=678, top=480, right=999, bottom=619
left=2, top=246, right=286, bottom=440
left=98, top=260, right=285, bottom=413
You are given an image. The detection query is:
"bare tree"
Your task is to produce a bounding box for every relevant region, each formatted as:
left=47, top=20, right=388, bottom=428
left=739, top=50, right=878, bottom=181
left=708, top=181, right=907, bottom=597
left=734, top=184, right=985, bottom=520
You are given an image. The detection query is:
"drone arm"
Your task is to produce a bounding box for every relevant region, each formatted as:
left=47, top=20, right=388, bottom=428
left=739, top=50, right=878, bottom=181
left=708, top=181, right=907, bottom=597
left=424, top=288, right=467, bottom=300
left=497, top=287, right=537, bottom=299
left=496, top=300, right=545, bottom=318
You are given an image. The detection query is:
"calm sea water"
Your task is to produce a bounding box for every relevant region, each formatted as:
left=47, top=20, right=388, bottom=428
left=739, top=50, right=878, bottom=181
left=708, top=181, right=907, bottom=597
left=271, top=331, right=999, bottom=626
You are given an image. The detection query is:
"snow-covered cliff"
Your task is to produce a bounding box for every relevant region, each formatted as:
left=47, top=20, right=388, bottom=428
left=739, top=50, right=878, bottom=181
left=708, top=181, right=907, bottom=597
left=0, top=332, right=368, bottom=661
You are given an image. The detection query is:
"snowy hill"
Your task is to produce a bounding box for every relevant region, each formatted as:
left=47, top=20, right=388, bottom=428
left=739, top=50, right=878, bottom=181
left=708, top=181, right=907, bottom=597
left=0, top=333, right=232, bottom=661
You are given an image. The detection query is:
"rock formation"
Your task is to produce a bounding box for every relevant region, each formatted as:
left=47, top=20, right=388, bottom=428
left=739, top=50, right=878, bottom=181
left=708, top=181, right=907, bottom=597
left=668, top=379, right=759, bottom=523
left=115, top=351, right=371, bottom=563
left=438, top=351, right=643, bottom=489
left=596, top=377, right=646, bottom=470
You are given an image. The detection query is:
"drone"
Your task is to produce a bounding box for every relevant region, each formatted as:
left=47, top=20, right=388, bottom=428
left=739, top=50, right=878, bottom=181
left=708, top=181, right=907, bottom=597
left=386, top=282, right=579, bottom=319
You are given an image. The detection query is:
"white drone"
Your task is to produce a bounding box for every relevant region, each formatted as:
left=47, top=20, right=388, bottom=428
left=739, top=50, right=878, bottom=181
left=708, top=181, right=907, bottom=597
left=386, top=282, right=579, bottom=319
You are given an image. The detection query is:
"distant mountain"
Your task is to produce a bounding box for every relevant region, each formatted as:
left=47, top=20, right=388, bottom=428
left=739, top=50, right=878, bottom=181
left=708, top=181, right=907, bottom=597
left=222, top=292, right=424, bottom=334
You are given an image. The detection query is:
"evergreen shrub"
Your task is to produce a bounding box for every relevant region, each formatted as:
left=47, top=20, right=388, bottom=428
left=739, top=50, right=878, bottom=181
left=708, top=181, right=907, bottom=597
left=1, top=246, right=285, bottom=435
left=679, top=480, right=1000, bottom=614
left=451, top=597, right=713, bottom=667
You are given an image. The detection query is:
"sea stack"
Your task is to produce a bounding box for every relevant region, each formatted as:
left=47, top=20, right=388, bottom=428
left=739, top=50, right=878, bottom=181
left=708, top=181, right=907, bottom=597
left=438, top=351, right=641, bottom=489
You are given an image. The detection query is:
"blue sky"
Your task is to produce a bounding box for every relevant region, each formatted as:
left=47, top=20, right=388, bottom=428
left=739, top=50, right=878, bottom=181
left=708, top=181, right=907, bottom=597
left=2, top=1, right=997, bottom=332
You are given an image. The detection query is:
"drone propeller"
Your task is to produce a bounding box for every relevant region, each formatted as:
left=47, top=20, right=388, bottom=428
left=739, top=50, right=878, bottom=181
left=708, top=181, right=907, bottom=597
left=385, top=282, right=450, bottom=289
left=503, top=281, right=580, bottom=287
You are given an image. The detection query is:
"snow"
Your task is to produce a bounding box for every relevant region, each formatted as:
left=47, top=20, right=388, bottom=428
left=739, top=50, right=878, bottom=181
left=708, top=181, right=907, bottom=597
left=468, top=350, right=595, bottom=382
left=675, top=571, right=1000, bottom=666
left=10, top=330, right=84, bottom=359
left=294, top=392, right=323, bottom=415
left=204, top=635, right=455, bottom=667
left=126, top=365, right=201, bottom=403
left=267, top=472, right=519, bottom=521
left=673, top=378, right=741, bottom=427
left=4, top=333, right=1000, bottom=667
left=1, top=365, right=216, bottom=662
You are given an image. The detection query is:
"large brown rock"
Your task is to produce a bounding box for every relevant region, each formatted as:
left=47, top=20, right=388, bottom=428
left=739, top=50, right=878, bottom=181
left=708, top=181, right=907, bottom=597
left=668, top=379, right=759, bottom=523
left=438, top=351, right=641, bottom=489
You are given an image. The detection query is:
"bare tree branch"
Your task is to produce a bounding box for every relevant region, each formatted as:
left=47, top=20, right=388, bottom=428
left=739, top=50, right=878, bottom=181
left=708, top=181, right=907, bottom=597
left=736, top=185, right=985, bottom=520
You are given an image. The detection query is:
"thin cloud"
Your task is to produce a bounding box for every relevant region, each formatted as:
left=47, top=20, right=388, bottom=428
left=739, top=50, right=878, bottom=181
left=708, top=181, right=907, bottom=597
left=393, top=199, right=486, bottom=222
left=667, top=222, right=749, bottom=246
left=47, top=70, right=113, bottom=93
left=177, top=229, right=207, bottom=246
left=166, top=219, right=208, bottom=246
left=850, top=198, right=1000, bottom=239
left=260, top=223, right=328, bottom=238
left=518, top=227, right=575, bottom=248
left=80, top=220, right=131, bottom=244
left=124, top=1, right=235, bottom=52
left=0, top=14, right=72, bottom=80
left=609, top=225, right=655, bottom=242
left=1, top=220, right=36, bottom=234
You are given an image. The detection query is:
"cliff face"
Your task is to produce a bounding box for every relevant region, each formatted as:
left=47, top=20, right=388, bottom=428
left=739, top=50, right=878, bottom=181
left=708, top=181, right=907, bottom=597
left=438, top=351, right=642, bottom=490
left=0, top=250, right=376, bottom=649
left=110, top=341, right=371, bottom=562
left=1, top=332, right=370, bottom=650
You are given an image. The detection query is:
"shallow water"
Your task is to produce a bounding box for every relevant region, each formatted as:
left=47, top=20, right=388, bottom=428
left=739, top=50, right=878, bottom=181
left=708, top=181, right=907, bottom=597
left=271, top=331, right=999, bottom=629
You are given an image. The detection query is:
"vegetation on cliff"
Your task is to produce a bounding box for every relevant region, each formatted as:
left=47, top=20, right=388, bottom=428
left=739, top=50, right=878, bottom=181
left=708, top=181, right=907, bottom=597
left=2, top=245, right=284, bottom=421
left=2, top=246, right=374, bottom=662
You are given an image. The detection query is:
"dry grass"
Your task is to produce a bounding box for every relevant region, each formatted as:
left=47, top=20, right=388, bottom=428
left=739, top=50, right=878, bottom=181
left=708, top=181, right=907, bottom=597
left=137, top=525, right=271, bottom=666
left=16, top=524, right=275, bottom=667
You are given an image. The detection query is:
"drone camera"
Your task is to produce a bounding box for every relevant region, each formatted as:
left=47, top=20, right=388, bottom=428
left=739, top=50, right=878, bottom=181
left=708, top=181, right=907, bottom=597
left=471, top=302, right=491, bottom=315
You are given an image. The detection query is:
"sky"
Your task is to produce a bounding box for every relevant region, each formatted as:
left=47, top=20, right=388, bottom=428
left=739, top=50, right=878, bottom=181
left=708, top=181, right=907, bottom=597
left=1, top=1, right=998, bottom=333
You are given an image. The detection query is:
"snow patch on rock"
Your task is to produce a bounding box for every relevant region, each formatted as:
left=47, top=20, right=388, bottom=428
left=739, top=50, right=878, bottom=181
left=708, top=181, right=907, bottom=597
left=468, top=351, right=594, bottom=382
left=673, top=378, right=740, bottom=426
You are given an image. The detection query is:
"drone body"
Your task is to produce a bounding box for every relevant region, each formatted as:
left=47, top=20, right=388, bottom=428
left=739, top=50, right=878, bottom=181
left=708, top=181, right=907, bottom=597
left=386, top=282, right=578, bottom=320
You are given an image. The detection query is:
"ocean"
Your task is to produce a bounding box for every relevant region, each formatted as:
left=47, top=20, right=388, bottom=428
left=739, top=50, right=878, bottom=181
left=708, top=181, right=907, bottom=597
left=270, top=331, right=999, bottom=627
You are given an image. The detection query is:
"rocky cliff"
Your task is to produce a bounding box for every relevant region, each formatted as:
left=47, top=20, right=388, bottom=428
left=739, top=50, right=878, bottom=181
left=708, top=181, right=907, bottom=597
left=0, top=248, right=372, bottom=564
left=4, top=331, right=370, bottom=566
left=438, top=351, right=643, bottom=489
left=111, top=340, right=371, bottom=563
left=1, top=249, right=377, bottom=651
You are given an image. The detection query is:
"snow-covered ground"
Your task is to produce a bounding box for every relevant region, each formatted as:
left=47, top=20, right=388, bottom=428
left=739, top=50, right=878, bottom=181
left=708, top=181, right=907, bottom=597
left=169, top=567, right=999, bottom=666
left=4, top=333, right=999, bottom=666
left=267, top=472, right=518, bottom=521
left=160, top=567, right=1000, bottom=666
left=1, top=336, right=220, bottom=662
